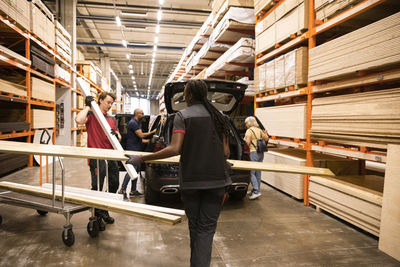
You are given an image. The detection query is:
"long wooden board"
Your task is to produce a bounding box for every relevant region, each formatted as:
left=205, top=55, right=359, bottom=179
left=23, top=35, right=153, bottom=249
left=0, top=140, right=335, bottom=176
left=379, top=144, right=400, bottom=261
left=0, top=181, right=182, bottom=225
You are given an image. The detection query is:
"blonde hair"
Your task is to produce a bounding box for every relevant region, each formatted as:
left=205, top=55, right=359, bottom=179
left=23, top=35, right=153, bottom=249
left=245, top=116, right=259, bottom=128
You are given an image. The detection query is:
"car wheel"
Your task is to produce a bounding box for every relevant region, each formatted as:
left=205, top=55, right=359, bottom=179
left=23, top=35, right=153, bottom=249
left=229, top=190, right=247, bottom=201
left=144, top=175, right=160, bottom=204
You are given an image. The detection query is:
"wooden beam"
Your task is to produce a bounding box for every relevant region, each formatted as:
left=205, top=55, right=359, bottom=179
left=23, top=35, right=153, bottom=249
left=0, top=140, right=335, bottom=176
left=0, top=181, right=182, bottom=225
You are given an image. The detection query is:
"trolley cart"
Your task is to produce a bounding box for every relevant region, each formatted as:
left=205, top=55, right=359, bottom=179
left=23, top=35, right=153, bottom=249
left=0, top=156, right=103, bottom=247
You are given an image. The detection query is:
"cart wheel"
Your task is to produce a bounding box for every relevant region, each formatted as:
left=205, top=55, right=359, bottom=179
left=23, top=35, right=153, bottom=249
left=37, top=210, right=48, bottom=216
left=62, top=228, right=75, bottom=247
left=87, top=219, right=100, bottom=238
left=0, top=215, right=2, bottom=225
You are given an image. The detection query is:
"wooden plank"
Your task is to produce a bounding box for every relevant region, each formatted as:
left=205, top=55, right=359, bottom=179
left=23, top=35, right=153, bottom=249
left=0, top=140, right=335, bottom=176
left=31, top=77, right=55, bottom=102
left=0, top=181, right=181, bottom=225
left=315, top=0, right=362, bottom=21
left=0, top=78, right=27, bottom=97
left=0, top=44, right=31, bottom=65
left=31, top=109, right=54, bottom=129
left=41, top=183, right=186, bottom=216
left=379, top=144, right=400, bottom=261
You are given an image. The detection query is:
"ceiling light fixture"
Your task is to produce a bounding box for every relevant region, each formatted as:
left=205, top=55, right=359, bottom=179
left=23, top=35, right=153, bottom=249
left=126, top=54, right=130, bottom=59
left=155, top=24, right=160, bottom=33
left=129, top=70, right=133, bottom=74
left=159, top=0, right=164, bottom=5
left=131, top=76, right=135, bottom=79
left=153, top=45, right=157, bottom=51
left=122, top=40, right=127, bottom=47
left=154, top=36, right=159, bottom=44
left=152, top=52, right=156, bottom=58
left=157, top=10, right=162, bottom=21
left=121, top=10, right=148, bottom=17
left=129, top=65, right=133, bottom=69
left=116, top=16, right=121, bottom=26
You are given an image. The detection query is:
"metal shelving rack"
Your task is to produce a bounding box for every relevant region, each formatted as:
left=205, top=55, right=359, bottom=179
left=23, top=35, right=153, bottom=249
left=254, top=0, right=399, bottom=205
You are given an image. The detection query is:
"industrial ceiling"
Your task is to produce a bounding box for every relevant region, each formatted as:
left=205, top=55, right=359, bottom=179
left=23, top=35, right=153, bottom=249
left=46, top=0, right=212, bottom=100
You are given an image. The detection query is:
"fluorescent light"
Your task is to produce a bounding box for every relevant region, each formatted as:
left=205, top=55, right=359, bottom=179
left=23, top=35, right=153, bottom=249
left=129, top=70, right=133, bottom=74
left=126, top=54, right=130, bottom=59
left=152, top=58, right=155, bottom=63
left=131, top=76, right=135, bottom=79
left=152, top=52, right=156, bottom=58
left=155, top=24, right=160, bottom=33
left=154, top=36, right=159, bottom=44
left=122, top=40, right=127, bottom=47
left=153, top=45, right=157, bottom=51
left=159, top=0, right=164, bottom=5
left=121, top=11, right=148, bottom=17
left=116, top=16, right=121, bottom=26
left=157, top=10, right=162, bottom=21
left=129, top=65, right=132, bottom=69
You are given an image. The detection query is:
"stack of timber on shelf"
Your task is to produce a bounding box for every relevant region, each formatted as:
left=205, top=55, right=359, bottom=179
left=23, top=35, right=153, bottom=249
left=76, top=131, right=87, bottom=147
left=255, top=103, right=307, bottom=139
left=54, top=20, right=71, bottom=62
left=315, top=0, right=362, bottom=21
left=254, top=0, right=276, bottom=17
left=76, top=95, right=84, bottom=109
left=0, top=106, right=29, bottom=133
left=31, top=77, right=55, bottom=102
left=262, top=148, right=359, bottom=199
left=255, top=0, right=309, bottom=55
left=237, top=76, right=255, bottom=96
left=30, top=0, right=55, bottom=49
left=77, top=61, right=102, bottom=86
left=255, top=46, right=308, bottom=93
left=31, top=109, right=54, bottom=129
left=309, top=175, right=383, bottom=236
left=205, top=37, right=254, bottom=78
left=0, top=152, right=28, bottom=177
left=311, top=88, right=400, bottom=149
left=55, top=64, right=70, bottom=83
left=0, top=0, right=30, bottom=31
left=308, top=12, right=400, bottom=81
left=0, top=78, right=27, bottom=97
left=211, top=6, right=255, bottom=45
left=29, top=44, right=55, bottom=77
left=211, top=0, right=254, bottom=26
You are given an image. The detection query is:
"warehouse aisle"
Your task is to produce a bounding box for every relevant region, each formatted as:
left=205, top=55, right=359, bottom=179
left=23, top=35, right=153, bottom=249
left=0, top=158, right=398, bottom=266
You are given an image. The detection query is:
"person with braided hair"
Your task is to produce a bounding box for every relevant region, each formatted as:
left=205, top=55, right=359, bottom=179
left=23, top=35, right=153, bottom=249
left=126, top=79, right=231, bottom=267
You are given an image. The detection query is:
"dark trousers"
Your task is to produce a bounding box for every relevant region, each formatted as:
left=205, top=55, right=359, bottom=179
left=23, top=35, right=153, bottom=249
left=121, top=166, right=139, bottom=191
left=89, top=159, right=119, bottom=193
left=181, top=187, right=225, bottom=267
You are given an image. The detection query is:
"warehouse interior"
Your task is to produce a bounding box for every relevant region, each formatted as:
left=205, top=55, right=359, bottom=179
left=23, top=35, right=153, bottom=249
left=0, top=0, right=400, bottom=266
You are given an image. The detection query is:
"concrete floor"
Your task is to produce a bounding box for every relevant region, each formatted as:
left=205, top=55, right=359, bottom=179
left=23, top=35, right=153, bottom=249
left=0, top=158, right=399, bottom=267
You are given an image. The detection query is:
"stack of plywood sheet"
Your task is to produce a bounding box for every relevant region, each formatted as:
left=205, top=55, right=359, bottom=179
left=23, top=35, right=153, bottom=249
left=262, top=148, right=359, bottom=199
left=31, top=77, right=55, bottom=102
left=311, top=88, right=400, bottom=148
left=30, top=0, right=55, bottom=49
left=255, top=0, right=308, bottom=55
left=254, top=0, right=275, bottom=17
left=30, top=44, right=55, bottom=77
left=212, top=0, right=254, bottom=27
left=76, top=95, right=84, bottom=109
left=309, top=175, right=384, bottom=236
left=0, top=0, right=30, bottom=31
left=257, top=47, right=308, bottom=92
left=0, top=78, right=27, bottom=97
left=309, top=12, right=400, bottom=81
left=76, top=131, right=87, bottom=147
left=77, top=61, right=99, bottom=84
left=31, top=109, right=54, bottom=129
left=55, top=21, right=72, bottom=62
left=315, top=0, right=362, bottom=21
left=205, top=38, right=254, bottom=77
left=255, top=103, right=307, bottom=139
left=55, top=64, right=71, bottom=83
left=211, top=7, right=255, bottom=45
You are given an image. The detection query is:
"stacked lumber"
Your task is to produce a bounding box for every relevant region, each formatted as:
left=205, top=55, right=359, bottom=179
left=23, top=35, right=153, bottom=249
left=30, top=0, right=55, bottom=49
left=211, top=7, right=255, bottom=45
left=76, top=131, right=87, bottom=147
left=0, top=0, right=30, bottom=31
left=212, top=0, right=254, bottom=26
left=30, top=44, right=55, bottom=77
left=262, top=148, right=359, bottom=199
left=254, top=0, right=275, bottom=17
left=31, top=109, right=54, bottom=129
left=0, top=153, right=28, bottom=177
left=255, top=0, right=308, bottom=55
left=55, top=64, right=71, bottom=83
left=0, top=78, right=27, bottom=97
left=205, top=38, right=254, bottom=77
left=309, top=175, right=384, bottom=236
left=77, top=61, right=102, bottom=84
left=315, top=0, right=362, bottom=21
left=309, top=12, right=400, bottom=81
left=76, top=95, right=84, bottom=109
left=311, top=88, right=400, bottom=148
left=31, top=77, right=55, bottom=102
left=255, top=103, right=307, bottom=139
left=54, top=21, right=71, bottom=62
left=255, top=47, right=308, bottom=93
left=237, top=76, right=255, bottom=96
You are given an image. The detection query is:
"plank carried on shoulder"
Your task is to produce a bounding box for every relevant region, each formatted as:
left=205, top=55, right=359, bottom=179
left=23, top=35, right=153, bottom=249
left=0, top=140, right=335, bottom=177
left=0, top=181, right=182, bottom=225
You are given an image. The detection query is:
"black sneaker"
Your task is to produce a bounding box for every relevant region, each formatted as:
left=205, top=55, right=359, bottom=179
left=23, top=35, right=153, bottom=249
left=130, top=190, right=143, bottom=197
left=118, top=189, right=130, bottom=201
left=102, top=211, right=115, bottom=224
left=97, top=216, right=106, bottom=231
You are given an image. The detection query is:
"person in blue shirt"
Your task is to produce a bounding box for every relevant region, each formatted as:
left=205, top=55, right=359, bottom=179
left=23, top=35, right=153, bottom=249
left=118, top=108, right=155, bottom=200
